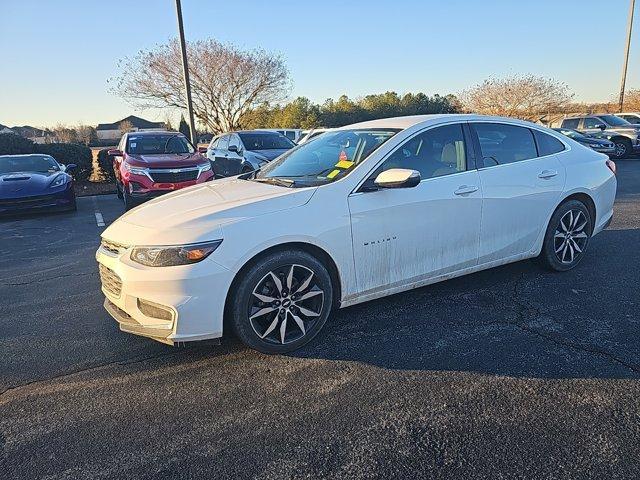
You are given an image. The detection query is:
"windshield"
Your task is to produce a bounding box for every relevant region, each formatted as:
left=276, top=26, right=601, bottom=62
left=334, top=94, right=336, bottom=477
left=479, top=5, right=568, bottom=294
left=127, top=134, right=195, bottom=155
left=254, top=129, right=399, bottom=186
left=599, top=115, right=631, bottom=127
left=0, top=155, right=59, bottom=174
left=556, top=128, right=586, bottom=140
left=239, top=133, right=295, bottom=150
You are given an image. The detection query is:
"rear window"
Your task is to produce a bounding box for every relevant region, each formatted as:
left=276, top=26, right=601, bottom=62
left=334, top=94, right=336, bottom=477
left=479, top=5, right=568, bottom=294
left=474, top=123, right=537, bottom=165
left=533, top=130, right=565, bottom=156
left=561, top=118, right=580, bottom=129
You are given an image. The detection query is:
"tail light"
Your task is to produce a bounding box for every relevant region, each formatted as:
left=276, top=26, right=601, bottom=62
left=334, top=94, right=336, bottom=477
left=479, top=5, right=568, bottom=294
left=606, top=159, right=617, bottom=175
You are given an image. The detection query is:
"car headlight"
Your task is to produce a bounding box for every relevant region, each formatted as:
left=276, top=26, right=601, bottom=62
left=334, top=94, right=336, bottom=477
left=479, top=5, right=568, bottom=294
left=50, top=174, right=67, bottom=188
left=198, top=162, right=211, bottom=173
left=123, top=163, right=149, bottom=177
left=130, top=240, right=222, bottom=267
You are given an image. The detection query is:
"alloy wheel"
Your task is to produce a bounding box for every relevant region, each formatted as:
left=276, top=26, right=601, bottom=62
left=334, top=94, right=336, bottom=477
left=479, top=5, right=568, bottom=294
left=614, top=141, right=627, bottom=158
left=248, top=264, right=324, bottom=345
left=553, top=209, right=589, bottom=264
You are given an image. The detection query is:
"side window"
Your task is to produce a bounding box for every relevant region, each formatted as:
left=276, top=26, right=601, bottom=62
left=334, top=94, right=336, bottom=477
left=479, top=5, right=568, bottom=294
left=475, top=123, right=537, bottom=165
left=218, top=135, right=230, bottom=150
left=561, top=118, right=580, bottom=129
left=284, top=131, right=296, bottom=141
left=209, top=137, right=219, bottom=149
left=583, top=117, right=603, bottom=129
left=379, top=124, right=467, bottom=180
left=533, top=130, right=565, bottom=156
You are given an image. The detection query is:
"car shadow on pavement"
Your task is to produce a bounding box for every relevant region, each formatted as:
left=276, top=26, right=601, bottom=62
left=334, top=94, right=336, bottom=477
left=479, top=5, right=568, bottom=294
left=288, top=227, right=640, bottom=380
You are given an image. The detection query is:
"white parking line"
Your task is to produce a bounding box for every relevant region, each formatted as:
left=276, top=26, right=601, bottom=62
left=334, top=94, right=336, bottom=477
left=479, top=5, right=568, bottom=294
left=91, top=196, right=106, bottom=227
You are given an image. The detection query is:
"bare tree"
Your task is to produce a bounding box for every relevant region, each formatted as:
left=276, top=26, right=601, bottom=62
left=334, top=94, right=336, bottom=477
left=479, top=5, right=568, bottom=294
left=459, top=75, right=574, bottom=121
left=118, top=120, right=134, bottom=136
left=52, top=124, right=78, bottom=143
left=76, top=125, right=97, bottom=146
left=110, top=39, right=290, bottom=133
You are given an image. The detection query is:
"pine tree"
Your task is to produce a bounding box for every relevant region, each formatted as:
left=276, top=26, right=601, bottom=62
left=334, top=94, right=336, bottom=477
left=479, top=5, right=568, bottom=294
left=178, top=114, right=191, bottom=139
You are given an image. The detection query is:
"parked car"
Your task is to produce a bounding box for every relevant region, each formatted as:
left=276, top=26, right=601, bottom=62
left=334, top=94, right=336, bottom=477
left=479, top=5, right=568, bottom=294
left=97, top=114, right=616, bottom=353
left=258, top=128, right=303, bottom=143
left=108, top=131, right=213, bottom=210
left=560, top=114, right=640, bottom=159
left=553, top=128, right=616, bottom=155
left=0, top=154, right=76, bottom=215
left=297, top=128, right=334, bottom=144
left=206, top=130, right=295, bottom=178
left=617, top=112, right=640, bottom=124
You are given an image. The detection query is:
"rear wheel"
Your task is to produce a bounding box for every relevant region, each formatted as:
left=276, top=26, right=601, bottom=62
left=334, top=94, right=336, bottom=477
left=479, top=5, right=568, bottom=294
left=241, top=165, right=254, bottom=174
left=537, top=199, right=592, bottom=272
left=229, top=250, right=334, bottom=354
left=612, top=138, right=632, bottom=159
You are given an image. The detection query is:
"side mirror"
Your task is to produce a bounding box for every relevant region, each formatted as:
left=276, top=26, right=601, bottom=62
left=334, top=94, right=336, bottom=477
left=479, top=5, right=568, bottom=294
left=65, top=163, right=77, bottom=172
left=374, top=168, right=421, bottom=189
left=107, top=149, right=122, bottom=156
left=598, top=124, right=607, bottom=131
left=228, top=145, right=239, bottom=153
left=198, top=146, right=208, bottom=154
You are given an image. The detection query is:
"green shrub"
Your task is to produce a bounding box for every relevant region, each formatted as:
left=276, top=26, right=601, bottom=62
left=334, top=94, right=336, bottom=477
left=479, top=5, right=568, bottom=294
left=0, top=133, right=93, bottom=182
left=35, top=143, right=93, bottom=182
left=96, top=148, right=116, bottom=182
left=0, top=133, right=35, bottom=154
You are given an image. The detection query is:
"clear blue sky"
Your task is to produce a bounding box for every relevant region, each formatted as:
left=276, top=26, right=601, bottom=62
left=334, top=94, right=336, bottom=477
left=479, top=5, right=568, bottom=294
left=1, top=0, right=638, bottom=128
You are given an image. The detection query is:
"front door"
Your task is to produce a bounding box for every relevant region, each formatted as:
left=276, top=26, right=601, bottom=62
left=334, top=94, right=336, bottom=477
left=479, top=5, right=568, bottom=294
left=214, top=135, right=230, bottom=177
left=348, top=123, right=482, bottom=295
left=226, top=134, right=244, bottom=175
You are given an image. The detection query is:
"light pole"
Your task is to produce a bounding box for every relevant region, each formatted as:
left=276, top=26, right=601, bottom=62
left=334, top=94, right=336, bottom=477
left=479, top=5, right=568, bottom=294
left=619, top=0, right=636, bottom=112
left=175, top=0, right=197, bottom=144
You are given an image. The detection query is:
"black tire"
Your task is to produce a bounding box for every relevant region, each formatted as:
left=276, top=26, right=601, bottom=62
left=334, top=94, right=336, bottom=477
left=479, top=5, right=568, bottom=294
left=612, top=138, right=632, bottom=159
left=536, top=199, right=592, bottom=272
left=241, top=165, right=254, bottom=174
left=123, top=186, right=135, bottom=211
left=116, top=181, right=123, bottom=199
left=229, top=249, right=334, bottom=354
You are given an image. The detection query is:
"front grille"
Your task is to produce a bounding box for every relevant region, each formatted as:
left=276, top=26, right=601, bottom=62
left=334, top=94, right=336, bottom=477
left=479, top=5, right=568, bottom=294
left=99, top=264, right=123, bottom=298
left=0, top=194, right=58, bottom=206
left=149, top=169, right=198, bottom=183
left=100, top=239, right=128, bottom=256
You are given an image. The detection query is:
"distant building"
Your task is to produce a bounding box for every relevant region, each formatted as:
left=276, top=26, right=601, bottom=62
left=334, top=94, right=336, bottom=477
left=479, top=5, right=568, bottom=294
left=96, top=115, right=166, bottom=142
left=10, top=125, right=55, bottom=144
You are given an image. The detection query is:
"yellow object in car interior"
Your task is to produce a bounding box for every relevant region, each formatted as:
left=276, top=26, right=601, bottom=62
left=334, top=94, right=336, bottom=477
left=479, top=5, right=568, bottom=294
left=335, top=160, right=355, bottom=169
left=327, top=169, right=341, bottom=179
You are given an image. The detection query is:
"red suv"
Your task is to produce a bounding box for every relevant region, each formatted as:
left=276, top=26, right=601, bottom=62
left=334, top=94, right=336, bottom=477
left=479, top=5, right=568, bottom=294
left=108, top=131, right=214, bottom=210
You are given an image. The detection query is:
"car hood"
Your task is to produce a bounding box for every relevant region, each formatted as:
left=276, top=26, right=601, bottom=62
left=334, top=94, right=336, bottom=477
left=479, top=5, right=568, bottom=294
left=102, top=177, right=317, bottom=245
left=247, top=149, right=290, bottom=161
left=127, top=153, right=207, bottom=168
left=0, top=171, right=60, bottom=198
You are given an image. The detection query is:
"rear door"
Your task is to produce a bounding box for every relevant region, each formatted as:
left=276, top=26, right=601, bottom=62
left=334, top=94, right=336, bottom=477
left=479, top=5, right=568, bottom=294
left=471, top=122, right=567, bottom=264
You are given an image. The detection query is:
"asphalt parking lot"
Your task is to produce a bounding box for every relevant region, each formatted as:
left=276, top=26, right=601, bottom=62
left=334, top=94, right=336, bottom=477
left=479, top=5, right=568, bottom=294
left=1, top=161, right=639, bottom=479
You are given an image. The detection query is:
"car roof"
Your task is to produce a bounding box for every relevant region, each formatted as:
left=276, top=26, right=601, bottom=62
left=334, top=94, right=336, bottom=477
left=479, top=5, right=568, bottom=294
left=126, top=130, right=183, bottom=137
left=337, top=114, right=542, bottom=131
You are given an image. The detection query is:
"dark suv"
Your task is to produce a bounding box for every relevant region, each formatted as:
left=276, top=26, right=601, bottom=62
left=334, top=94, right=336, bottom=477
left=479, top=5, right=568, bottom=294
left=560, top=114, right=640, bottom=159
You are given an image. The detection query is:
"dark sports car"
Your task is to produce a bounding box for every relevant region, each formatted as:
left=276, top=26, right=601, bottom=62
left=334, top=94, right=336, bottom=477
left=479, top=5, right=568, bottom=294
left=553, top=128, right=616, bottom=155
left=0, top=154, right=77, bottom=215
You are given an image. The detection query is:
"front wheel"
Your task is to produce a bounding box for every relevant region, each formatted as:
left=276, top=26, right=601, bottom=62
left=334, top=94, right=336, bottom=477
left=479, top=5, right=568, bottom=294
left=229, top=250, right=334, bottom=354
left=537, top=200, right=592, bottom=272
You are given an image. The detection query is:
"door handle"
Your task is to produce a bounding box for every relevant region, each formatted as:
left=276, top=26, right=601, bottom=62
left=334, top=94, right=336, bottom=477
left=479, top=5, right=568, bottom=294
left=538, top=170, right=558, bottom=179
left=454, top=185, right=479, bottom=195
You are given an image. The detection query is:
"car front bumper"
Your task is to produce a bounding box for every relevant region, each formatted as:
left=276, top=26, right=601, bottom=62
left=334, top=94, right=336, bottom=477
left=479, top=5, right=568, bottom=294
left=96, top=243, right=233, bottom=345
left=0, top=184, right=75, bottom=214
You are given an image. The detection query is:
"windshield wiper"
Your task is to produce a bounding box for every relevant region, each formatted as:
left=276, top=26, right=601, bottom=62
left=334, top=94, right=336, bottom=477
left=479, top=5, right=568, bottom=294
left=253, top=177, right=295, bottom=187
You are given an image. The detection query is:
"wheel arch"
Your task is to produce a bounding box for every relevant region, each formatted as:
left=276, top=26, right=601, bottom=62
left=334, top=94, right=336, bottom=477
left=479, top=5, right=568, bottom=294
left=559, top=191, right=596, bottom=226
left=223, top=241, right=343, bottom=331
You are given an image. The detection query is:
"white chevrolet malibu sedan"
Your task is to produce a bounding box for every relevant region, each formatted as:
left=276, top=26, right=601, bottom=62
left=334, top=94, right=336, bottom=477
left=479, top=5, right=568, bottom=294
left=96, top=115, right=617, bottom=353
